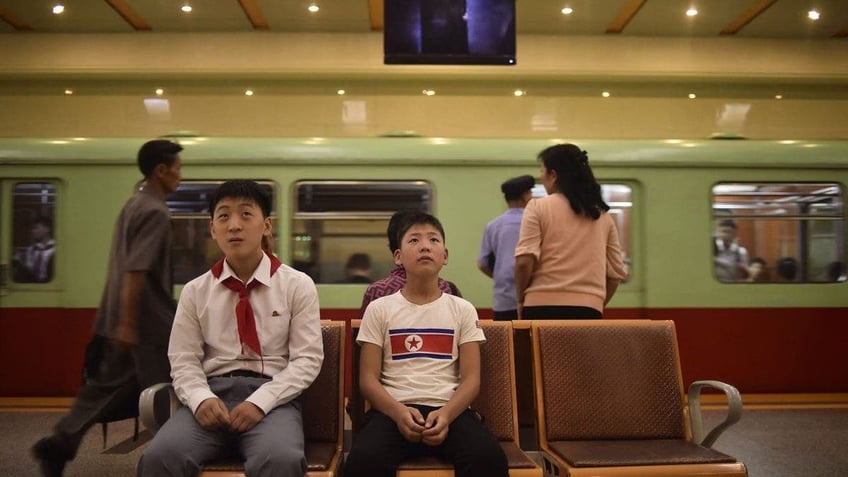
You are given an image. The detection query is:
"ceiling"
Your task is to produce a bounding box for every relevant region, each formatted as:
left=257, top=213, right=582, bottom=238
left=0, top=0, right=846, bottom=38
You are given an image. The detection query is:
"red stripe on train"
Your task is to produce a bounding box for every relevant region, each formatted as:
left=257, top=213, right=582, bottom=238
left=2, top=307, right=846, bottom=396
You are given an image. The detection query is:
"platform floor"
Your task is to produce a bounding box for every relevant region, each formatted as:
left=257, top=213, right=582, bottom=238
left=1, top=408, right=846, bottom=476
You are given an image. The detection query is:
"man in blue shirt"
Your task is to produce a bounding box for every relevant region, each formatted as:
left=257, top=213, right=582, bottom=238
left=477, top=175, right=535, bottom=320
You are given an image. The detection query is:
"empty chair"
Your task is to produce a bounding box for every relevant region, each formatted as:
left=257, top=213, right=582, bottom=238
left=531, top=319, right=747, bottom=477
left=139, top=320, right=345, bottom=477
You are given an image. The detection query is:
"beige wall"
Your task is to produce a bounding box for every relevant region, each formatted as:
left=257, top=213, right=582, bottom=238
left=1, top=33, right=846, bottom=139
left=0, top=94, right=846, bottom=139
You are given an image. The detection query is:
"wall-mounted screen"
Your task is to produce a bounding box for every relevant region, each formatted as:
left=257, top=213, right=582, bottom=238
left=384, top=0, right=516, bottom=65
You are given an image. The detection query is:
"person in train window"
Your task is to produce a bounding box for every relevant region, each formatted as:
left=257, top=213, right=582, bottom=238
left=13, top=215, right=56, bottom=283
left=32, top=139, right=183, bottom=477
left=138, top=180, right=323, bottom=477
left=477, top=174, right=535, bottom=321
left=714, top=218, right=751, bottom=282
left=776, top=256, right=799, bottom=282
left=345, top=212, right=509, bottom=477
left=827, top=261, right=844, bottom=282
left=514, top=144, right=628, bottom=319
left=341, top=252, right=374, bottom=284
left=359, top=210, right=461, bottom=317
left=747, top=257, right=768, bottom=282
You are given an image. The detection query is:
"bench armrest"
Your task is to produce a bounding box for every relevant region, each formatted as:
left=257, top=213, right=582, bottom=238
left=139, top=382, right=180, bottom=434
left=687, top=380, right=743, bottom=448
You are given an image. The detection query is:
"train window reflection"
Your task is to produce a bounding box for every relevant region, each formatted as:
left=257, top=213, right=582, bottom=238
left=603, top=184, right=633, bottom=281
left=712, top=183, right=845, bottom=283
left=164, top=180, right=277, bottom=284
left=292, top=180, right=432, bottom=284
left=11, top=182, right=58, bottom=284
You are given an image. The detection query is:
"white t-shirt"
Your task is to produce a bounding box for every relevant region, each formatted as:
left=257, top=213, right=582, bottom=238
left=357, top=291, right=485, bottom=407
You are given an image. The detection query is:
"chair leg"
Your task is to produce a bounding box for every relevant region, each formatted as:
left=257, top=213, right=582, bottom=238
left=100, top=423, right=107, bottom=449
left=133, top=416, right=139, bottom=441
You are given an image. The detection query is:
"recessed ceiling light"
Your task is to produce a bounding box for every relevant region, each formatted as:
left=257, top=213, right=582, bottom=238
left=64, top=89, right=73, bottom=95
left=155, top=88, right=164, bottom=96
left=561, top=7, right=573, bottom=15
left=181, top=4, right=192, bottom=13
left=808, top=10, right=820, bottom=21
left=245, top=89, right=254, bottom=96
left=688, top=93, right=697, bottom=99
left=775, top=94, right=783, bottom=100
left=601, top=91, right=611, bottom=98
left=52, top=4, right=65, bottom=15
left=513, top=89, right=526, bottom=97
left=686, top=8, right=698, bottom=17
left=308, top=4, right=320, bottom=13
left=422, top=89, right=436, bottom=96
left=337, top=89, right=346, bottom=95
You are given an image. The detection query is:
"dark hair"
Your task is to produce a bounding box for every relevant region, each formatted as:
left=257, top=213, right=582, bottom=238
left=719, top=219, right=738, bottom=229
left=346, top=253, right=371, bottom=270
left=395, top=211, right=446, bottom=248
left=208, top=180, right=272, bottom=218
left=538, top=144, right=609, bottom=220
left=137, top=139, right=182, bottom=178
left=387, top=211, right=411, bottom=253
left=501, top=174, right=535, bottom=201
left=32, top=215, right=53, bottom=230
left=777, top=257, right=798, bottom=281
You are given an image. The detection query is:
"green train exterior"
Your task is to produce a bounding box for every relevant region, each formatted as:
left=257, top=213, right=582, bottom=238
left=1, top=137, right=846, bottom=397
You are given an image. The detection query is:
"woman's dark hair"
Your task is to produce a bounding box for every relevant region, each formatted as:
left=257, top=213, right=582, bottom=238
left=538, top=143, right=609, bottom=220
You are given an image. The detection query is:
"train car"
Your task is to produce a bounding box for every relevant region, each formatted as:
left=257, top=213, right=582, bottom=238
left=1, top=137, right=846, bottom=399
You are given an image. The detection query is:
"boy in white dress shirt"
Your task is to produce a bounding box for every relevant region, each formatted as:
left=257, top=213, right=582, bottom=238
left=138, top=180, right=323, bottom=477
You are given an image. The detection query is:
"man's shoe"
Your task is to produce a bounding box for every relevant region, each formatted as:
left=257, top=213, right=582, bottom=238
left=31, top=436, right=68, bottom=477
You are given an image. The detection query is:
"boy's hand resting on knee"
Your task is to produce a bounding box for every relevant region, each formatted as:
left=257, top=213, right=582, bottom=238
left=393, top=406, right=427, bottom=443
left=228, top=401, right=265, bottom=433
left=195, top=399, right=265, bottom=432
left=422, top=409, right=449, bottom=446
left=195, top=398, right=231, bottom=430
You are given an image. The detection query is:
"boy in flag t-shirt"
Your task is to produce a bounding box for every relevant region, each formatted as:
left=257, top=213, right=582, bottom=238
left=344, top=212, right=508, bottom=477
left=138, top=180, right=323, bottom=477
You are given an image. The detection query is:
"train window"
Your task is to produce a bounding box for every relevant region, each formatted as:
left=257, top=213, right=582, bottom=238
left=602, top=184, right=633, bottom=281
left=712, top=183, right=845, bottom=283
left=10, top=182, right=57, bottom=284
left=292, top=180, right=432, bottom=284
left=165, top=181, right=277, bottom=284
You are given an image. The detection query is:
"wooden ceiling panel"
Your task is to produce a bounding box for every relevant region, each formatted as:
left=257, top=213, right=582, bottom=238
left=0, top=5, right=31, bottom=31
left=0, top=0, right=842, bottom=39
left=258, top=0, right=371, bottom=33
left=720, top=0, right=777, bottom=36
left=517, top=0, right=631, bottom=35
left=126, top=0, right=252, bottom=32
left=605, top=0, right=646, bottom=34
left=238, top=0, right=268, bottom=30
left=0, top=0, right=132, bottom=32
left=734, top=0, right=848, bottom=38
left=105, top=0, right=150, bottom=31
left=625, top=0, right=751, bottom=37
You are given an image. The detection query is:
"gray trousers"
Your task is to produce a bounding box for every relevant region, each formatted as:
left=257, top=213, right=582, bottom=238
left=137, top=375, right=306, bottom=477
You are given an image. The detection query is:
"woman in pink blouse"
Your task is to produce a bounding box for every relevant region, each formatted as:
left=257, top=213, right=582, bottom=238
left=514, top=144, right=628, bottom=319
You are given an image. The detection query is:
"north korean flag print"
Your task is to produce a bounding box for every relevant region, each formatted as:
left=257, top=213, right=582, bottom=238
left=389, top=328, right=454, bottom=360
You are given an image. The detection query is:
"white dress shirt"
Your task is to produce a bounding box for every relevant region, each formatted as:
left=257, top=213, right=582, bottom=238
left=169, top=253, right=323, bottom=414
